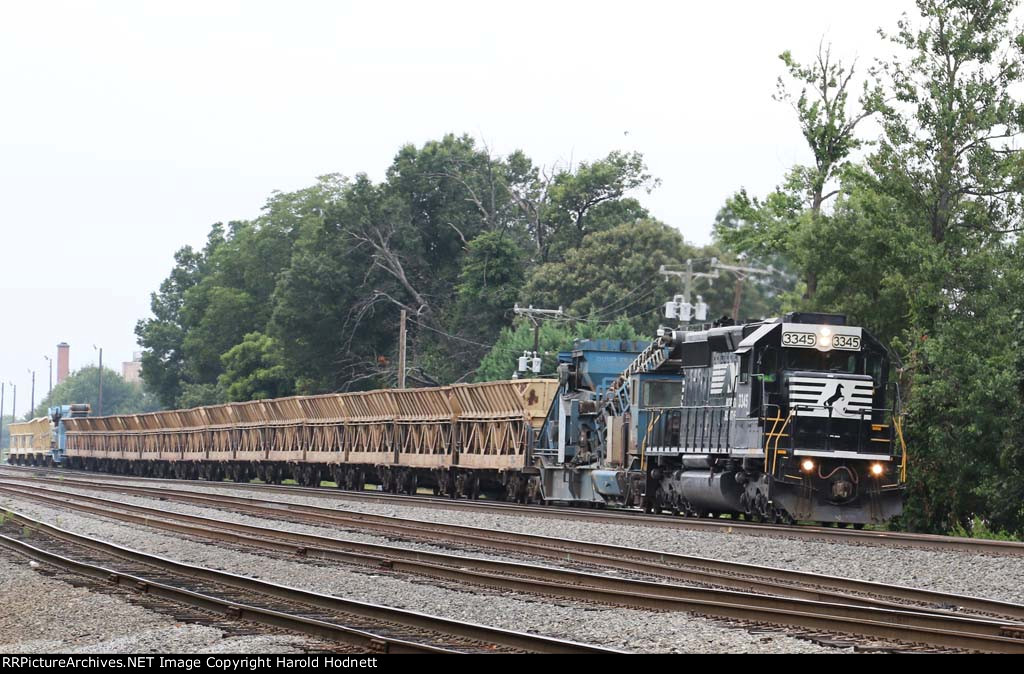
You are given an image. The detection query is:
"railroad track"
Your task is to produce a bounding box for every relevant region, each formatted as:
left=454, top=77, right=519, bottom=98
left=0, top=507, right=617, bottom=654
left=4, top=464, right=1022, bottom=557
left=3, top=478, right=1024, bottom=653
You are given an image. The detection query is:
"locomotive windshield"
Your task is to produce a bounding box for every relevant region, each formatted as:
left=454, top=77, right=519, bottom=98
left=782, top=349, right=887, bottom=386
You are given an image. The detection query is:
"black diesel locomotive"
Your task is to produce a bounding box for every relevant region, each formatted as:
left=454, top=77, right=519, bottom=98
left=626, top=312, right=906, bottom=525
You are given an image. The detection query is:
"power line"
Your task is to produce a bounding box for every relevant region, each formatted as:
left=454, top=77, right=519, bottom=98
left=406, top=318, right=501, bottom=351
left=557, top=286, right=661, bottom=325
left=578, top=277, right=659, bottom=320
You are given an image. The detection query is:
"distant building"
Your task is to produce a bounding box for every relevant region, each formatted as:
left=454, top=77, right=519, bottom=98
left=57, top=342, right=70, bottom=384
left=122, top=351, right=143, bottom=384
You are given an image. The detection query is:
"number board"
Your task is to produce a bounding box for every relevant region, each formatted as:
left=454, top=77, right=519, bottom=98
left=781, top=324, right=862, bottom=352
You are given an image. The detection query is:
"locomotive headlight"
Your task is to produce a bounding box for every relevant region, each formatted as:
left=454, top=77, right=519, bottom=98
left=870, top=463, right=884, bottom=477
left=801, top=459, right=815, bottom=473
left=820, top=327, right=832, bottom=337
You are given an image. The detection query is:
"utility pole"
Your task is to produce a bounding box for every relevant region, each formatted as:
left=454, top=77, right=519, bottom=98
left=43, top=356, right=52, bottom=396
left=8, top=382, right=15, bottom=424
left=28, top=370, right=35, bottom=417
left=512, top=304, right=564, bottom=377
left=1, top=383, right=5, bottom=455
left=709, top=260, right=777, bottom=321
left=397, top=309, right=407, bottom=389
left=660, top=260, right=717, bottom=325
left=94, top=345, right=103, bottom=416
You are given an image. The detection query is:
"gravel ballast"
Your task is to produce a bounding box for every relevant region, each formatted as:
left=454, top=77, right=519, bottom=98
left=0, top=492, right=846, bottom=654
left=6, top=473, right=1020, bottom=605
left=0, top=548, right=324, bottom=654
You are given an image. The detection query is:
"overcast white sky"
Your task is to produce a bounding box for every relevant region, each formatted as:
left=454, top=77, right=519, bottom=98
left=0, top=0, right=917, bottom=417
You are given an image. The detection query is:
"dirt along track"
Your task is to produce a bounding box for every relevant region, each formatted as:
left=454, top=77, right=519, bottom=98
left=3, top=467, right=1024, bottom=653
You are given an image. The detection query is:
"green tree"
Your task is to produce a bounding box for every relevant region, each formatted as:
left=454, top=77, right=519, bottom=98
left=137, top=177, right=343, bottom=406
left=1, top=414, right=13, bottom=450
left=509, top=151, right=657, bottom=263
left=135, top=244, right=207, bottom=407
left=474, top=316, right=643, bottom=382
left=270, top=175, right=399, bottom=392
left=717, top=43, right=879, bottom=303
left=139, top=136, right=665, bottom=397
left=523, top=219, right=770, bottom=336
left=452, top=230, right=526, bottom=343
left=864, top=0, right=1024, bottom=535
left=32, top=367, right=161, bottom=418
left=218, top=332, right=294, bottom=401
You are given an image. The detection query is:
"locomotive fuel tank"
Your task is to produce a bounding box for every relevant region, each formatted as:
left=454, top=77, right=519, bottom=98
left=676, top=470, right=744, bottom=514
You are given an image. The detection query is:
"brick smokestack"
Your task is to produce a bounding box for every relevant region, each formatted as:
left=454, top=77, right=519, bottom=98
left=57, top=342, right=70, bottom=384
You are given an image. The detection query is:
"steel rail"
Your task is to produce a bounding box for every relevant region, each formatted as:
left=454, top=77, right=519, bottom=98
left=6, top=464, right=1023, bottom=557
left=1, top=504, right=1022, bottom=653
left=0, top=528, right=449, bottom=654
left=0, top=481, right=992, bottom=620
left=0, top=508, right=618, bottom=654
left=0, top=533, right=461, bottom=654
left=5, top=474, right=1024, bottom=625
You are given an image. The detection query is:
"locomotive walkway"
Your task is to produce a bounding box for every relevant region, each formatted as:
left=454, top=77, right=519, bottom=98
left=2, top=471, right=1024, bottom=653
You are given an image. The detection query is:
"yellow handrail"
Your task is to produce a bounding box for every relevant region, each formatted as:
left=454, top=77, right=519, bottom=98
left=893, top=414, right=908, bottom=483
left=763, top=411, right=784, bottom=473
left=639, top=411, right=663, bottom=473
left=771, top=411, right=794, bottom=477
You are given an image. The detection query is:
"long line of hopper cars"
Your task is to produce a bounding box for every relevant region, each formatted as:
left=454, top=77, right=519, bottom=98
left=5, top=313, right=907, bottom=525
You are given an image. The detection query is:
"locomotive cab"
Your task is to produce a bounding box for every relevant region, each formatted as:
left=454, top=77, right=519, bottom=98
left=740, top=313, right=905, bottom=523
left=638, top=312, right=906, bottom=524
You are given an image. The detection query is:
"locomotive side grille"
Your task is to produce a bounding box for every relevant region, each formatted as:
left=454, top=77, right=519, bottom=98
left=788, top=376, right=874, bottom=420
